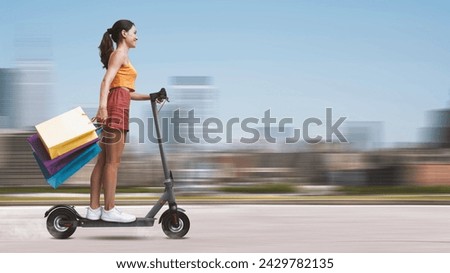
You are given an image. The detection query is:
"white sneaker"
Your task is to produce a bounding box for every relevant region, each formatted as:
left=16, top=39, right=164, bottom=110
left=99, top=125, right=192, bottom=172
left=86, top=206, right=102, bottom=220
left=101, top=207, right=136, bottom=223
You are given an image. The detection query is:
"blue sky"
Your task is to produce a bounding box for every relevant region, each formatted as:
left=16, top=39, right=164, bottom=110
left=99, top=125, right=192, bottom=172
left=1, top=0, right=449, bottom=145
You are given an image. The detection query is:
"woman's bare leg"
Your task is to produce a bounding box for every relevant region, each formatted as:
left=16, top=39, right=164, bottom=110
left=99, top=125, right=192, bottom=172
left=89, top=141, right=106, bottom=209
left=101, top=128, right=127, bottom=211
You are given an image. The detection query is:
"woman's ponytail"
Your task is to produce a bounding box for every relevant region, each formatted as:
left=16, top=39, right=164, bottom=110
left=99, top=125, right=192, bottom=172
left=98, top=30, right=114, bottom=69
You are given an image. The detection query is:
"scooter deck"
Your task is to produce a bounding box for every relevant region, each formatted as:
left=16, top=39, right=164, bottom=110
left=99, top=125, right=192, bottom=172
left=78, top=217, right=156, bottom=227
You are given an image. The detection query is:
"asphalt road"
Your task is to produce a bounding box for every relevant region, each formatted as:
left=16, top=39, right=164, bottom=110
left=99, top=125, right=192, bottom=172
left=1, top=205, right=450, bottom=253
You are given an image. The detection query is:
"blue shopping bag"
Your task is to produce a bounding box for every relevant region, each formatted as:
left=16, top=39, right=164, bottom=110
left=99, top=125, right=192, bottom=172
left=33, top=142, right=101, bottom=188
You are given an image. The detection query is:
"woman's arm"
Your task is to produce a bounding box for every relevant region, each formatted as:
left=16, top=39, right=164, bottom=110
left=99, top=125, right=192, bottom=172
left=130, top=92, right=151, bottom=101
left=96, top=51, right=126, bottom=122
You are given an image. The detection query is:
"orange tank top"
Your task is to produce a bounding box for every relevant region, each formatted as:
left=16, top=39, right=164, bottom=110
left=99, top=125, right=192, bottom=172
left=110, top=62, right=137, bottom=91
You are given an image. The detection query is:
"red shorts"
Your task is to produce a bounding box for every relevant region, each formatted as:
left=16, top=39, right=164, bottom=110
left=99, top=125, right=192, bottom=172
left=106, top=87, right=131, bottom=131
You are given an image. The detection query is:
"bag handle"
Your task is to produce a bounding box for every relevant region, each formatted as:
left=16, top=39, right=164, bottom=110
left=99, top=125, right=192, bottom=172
left=90, top=117, right=103, bottom=134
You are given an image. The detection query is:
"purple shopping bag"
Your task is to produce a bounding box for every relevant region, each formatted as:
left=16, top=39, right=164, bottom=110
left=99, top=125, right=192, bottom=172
left=33, top=142, right=102, bottom=188
left=27, top=133, right=99, bottom=176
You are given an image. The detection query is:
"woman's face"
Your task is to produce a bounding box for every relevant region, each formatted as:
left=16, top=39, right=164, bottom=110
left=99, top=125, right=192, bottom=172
left=123, top=25, right=138, bottom=48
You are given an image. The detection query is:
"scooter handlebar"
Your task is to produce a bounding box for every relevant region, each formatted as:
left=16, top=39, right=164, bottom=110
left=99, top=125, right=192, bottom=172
left=150, top=88, right=169, bottom=103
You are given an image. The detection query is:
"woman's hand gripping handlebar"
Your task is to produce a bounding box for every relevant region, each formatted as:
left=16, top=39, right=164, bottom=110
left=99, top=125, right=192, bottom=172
left=150, top=88, right=169, bottom=103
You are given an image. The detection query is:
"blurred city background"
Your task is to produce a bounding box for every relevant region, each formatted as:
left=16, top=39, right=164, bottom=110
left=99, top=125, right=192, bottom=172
left=1, top=70, right=449, bottom=195
left=0, top=1, right=449, bottom=198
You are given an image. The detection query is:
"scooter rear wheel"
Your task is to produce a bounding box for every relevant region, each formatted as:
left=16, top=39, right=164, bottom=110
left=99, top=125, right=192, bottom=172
left=161, top=211, right=190, bottom=239
left=46, top=208, right=77, bottom=239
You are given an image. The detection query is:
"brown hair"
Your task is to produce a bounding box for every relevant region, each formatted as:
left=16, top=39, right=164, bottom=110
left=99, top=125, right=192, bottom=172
left=98, top=19, right=135, bottom=69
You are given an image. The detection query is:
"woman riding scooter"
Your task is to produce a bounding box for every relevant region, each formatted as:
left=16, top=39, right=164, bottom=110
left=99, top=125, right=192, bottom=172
left=87, top=19, right=154, bottom=223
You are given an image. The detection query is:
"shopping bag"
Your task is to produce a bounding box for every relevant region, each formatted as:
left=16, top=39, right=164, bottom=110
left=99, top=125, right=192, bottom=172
left=33, top=142, right=102, bottom=188
left=27, top=133, right=99, bottom=176
left=35, top=106, right=97, bottom=159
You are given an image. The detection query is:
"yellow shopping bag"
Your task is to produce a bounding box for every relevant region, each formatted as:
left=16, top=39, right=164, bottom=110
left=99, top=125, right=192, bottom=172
left=35, top=106, right=98, bottom=159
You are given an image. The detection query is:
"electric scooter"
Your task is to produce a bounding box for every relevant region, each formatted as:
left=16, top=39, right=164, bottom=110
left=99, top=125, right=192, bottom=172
left=44, top=88, right=190, bottom=239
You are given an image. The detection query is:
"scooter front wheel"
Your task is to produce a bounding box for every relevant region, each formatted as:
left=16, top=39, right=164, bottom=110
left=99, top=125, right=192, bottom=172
left=161, top=211, right=190, bottom=239
left=46, top=208, right=77, bottom=239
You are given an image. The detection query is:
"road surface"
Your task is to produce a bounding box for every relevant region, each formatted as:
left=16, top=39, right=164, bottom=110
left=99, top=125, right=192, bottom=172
left=1, top=205, right=450, bottom=252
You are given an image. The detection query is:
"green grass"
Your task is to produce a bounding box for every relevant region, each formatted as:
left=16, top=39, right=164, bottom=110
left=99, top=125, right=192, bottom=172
left=338, top=186, right=450, bottom=195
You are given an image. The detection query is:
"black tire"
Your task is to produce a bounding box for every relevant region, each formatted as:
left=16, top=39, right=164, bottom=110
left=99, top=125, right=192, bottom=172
left=161, top=211, right=190, bottom=239
left=46, top=208, right=77, bottom=239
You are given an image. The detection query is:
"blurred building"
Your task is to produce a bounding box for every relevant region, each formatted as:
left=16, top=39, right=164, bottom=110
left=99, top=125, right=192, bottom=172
left=14, top=60, right=54, bottom=129
left=422, top=108, right=450, bottom=148
left=0, top=27, right=54, bottom=130
left=343, top=121, right=384, bottom=151
left=0, top=62, right=53, bottom=130
left=0, top=68, right=18, bottom=128
left=162, top=76, right=218, bottom=150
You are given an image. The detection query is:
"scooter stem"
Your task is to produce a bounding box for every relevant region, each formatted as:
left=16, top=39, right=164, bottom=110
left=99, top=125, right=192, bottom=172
left=150, top=88, right=171, bottom=180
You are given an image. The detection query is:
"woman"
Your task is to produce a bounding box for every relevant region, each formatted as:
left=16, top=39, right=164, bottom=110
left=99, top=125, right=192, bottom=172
left=86, top=19, right=151, bottom=223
